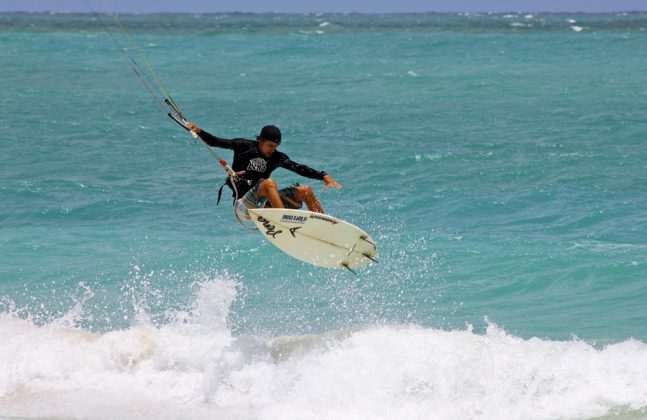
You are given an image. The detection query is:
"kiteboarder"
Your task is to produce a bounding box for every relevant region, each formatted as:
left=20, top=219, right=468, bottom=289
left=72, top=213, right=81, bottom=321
left=187, top=122, right=341, bottom=220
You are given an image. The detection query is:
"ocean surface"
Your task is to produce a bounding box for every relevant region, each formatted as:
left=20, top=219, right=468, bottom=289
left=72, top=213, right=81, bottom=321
left=2, top=11, right=647, bottom=419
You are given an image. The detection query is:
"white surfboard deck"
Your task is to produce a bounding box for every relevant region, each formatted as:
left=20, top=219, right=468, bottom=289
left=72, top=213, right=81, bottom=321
left=247, top=208, right=377, bottom=271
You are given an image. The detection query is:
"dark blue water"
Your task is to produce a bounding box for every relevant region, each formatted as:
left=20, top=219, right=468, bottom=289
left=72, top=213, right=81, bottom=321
left=1, top=12, right=647, bottom=419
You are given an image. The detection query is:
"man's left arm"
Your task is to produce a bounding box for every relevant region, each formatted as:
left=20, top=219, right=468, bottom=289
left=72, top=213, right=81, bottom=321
left=281, top=158, right=341, bottom=190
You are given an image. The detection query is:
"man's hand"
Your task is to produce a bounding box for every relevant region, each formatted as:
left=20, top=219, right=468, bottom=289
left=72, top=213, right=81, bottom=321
left=186, top=122, right=202, bottom=134
left=323, top=174, right=342, bottom=191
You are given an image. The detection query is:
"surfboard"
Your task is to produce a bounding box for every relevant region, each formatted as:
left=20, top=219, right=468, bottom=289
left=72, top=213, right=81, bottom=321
left=247, top=208, right=378, bottom=271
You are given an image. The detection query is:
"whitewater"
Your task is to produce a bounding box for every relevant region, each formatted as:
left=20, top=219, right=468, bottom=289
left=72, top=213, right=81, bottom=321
left=1, top=277, right=647, bottom=420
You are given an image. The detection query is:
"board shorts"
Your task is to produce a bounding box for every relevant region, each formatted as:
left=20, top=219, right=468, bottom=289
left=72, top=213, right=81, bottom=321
left=234, top=179, right=303, bottom=220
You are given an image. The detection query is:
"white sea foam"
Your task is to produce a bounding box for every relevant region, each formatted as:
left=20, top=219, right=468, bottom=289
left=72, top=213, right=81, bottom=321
left=571, top=26, right=584, bottom=32
left=1, top=278, right=647, bottom=419
left=299, top=30, right=326, bottom=35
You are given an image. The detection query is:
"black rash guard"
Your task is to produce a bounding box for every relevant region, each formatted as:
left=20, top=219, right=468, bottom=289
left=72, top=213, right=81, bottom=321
left=197, top=130, right=327, bottom=197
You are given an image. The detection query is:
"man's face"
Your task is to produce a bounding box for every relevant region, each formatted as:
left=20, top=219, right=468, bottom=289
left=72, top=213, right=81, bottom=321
left=258, top=139, right=280, bottom=158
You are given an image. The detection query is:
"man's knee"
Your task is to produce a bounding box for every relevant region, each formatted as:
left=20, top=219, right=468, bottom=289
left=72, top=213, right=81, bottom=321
left=294, top=185, right=314, bottom=200
left=260, top=178, right=278, bottom=191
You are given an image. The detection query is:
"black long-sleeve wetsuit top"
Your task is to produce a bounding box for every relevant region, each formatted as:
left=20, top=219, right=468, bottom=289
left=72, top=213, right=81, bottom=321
left=198, top=130, right=327, bottom=198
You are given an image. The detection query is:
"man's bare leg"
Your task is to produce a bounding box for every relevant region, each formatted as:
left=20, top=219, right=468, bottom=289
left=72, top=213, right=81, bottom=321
left=258, top=179, right=284, bottom=208
left=293, top=185, right=324, bottom=213
left=259, top=181, right=324, bottom=214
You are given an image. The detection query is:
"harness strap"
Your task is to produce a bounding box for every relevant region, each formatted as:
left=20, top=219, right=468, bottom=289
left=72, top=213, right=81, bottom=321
left=217, top=177, right=241, bottom=206
left=217, top=182, right=226, bottom=206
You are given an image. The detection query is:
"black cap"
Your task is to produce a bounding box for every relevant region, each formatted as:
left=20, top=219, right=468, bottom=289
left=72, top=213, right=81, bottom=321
left=257, top=125, right=281, bottom=143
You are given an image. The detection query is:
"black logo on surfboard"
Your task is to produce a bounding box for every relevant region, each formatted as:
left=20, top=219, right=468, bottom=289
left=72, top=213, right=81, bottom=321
left=257, top=216, right=282, bottom=239
left=310, top=214, right=338, bottom=224
left=281, top=214, right=308, bottom=224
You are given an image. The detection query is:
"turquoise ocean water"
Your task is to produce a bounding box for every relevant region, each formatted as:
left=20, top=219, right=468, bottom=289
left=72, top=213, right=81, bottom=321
left=1, top=11, right=647, bottom=419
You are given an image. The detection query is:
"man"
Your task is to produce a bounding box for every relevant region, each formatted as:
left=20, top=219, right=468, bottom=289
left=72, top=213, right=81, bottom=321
left=187, top=122, right=341, bottom=220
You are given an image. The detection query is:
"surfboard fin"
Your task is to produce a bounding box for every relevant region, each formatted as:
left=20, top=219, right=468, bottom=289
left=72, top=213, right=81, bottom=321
left=362, top=253, right=378, bottom=263
left=341, top=262, right=357, bottom=275
left=359, top=235, right=376, bottom=247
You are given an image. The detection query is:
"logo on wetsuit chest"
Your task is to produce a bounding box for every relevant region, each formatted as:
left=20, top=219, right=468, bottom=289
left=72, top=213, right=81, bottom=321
left=247, top=158, right=267, bottom=173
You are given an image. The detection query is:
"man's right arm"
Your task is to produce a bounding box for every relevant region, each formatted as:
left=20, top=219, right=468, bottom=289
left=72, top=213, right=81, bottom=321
left=187, top=122, right=236, bottom=150
left=198, top=130, right=237, bottom=149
